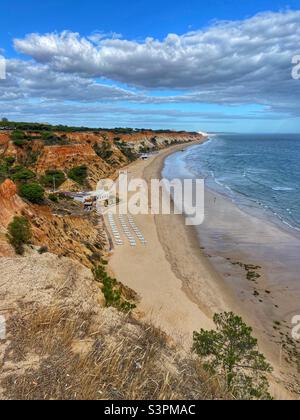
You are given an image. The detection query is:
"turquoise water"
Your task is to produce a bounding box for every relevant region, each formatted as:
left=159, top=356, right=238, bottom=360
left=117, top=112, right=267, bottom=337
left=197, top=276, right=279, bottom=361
left=181, top=134, right=300, bottom=233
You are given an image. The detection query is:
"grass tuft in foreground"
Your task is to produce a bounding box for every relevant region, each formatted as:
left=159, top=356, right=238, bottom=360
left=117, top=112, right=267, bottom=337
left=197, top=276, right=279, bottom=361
left=1, top=305, right=227, bottom=401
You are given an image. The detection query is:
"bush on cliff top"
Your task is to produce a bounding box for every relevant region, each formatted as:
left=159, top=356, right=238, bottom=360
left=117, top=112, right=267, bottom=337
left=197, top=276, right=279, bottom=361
left=68, top=165, right=88, bottom=185
left=11, top=168, right=36, bottom=182
left=7, top=216, right=32, bottom=255
left=19, top=182, right=45, bottom=204
left=40, top=170, right=66, bottom=189
left=193, top=312, right=273, bottom=400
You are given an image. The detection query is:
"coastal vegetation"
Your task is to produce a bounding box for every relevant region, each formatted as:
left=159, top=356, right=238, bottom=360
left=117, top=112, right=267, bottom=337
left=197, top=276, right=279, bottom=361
left=48, top=193, right=59, bottom=203
left=93, top=263, right=136, bottom=313
left=1, top=119, right=195, bottom=135
left=0, top=158, right=15, bottom=183
left=40, top=170, right=66, bottom=189
left=11, top=168, right=36, bottom=183
left=19, top=182, right=45, bottom=204
left=68, top=165, right=88, bottom=185
left=40, top=132, right=68, bottom=146
left=7, top=216, right=32, bottom=255
left=193, top=312, right=273, bottom=400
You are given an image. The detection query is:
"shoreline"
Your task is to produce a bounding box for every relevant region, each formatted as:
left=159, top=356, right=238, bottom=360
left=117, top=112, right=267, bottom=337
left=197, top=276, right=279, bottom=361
left=108, top=140, right=297, bottom=399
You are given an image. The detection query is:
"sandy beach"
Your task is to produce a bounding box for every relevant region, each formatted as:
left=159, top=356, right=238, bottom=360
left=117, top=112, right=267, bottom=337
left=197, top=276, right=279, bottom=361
left=109, top=141, right=219, bottom=346
left=108, top=141, right=298, bottom=399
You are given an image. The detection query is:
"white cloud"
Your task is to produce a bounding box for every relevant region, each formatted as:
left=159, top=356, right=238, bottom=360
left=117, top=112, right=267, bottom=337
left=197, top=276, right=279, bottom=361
left=14, top=11, right=300, bottom=89
left=0, top=9, right=298, bottom=125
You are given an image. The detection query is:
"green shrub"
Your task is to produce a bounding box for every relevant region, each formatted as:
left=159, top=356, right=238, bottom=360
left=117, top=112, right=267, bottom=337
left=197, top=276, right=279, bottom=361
left=7, top=216, right=31, bottom=255
left=4, top=156, right=15, bottom=166
left=13, top=139, right=28, bottom=148
left=11, top=130, right=26, bottom=141
left=11, top=131, right=28, bottom=148
left=93, top=264, right=136, bottom=312
left=68, top=165, right=88, bottom=185
left=11, top=168, right=36, bottom=182
left=41, top=170, right=66, bottom=189
left=48, top=193, right=59, bottom=203
left=193, top=312, right=273, bottom=400
left=19, top=183, right=45, bottom=204
left=41, top=132, right=68, bottom=146
left=0, top=163, right=8, bottom=183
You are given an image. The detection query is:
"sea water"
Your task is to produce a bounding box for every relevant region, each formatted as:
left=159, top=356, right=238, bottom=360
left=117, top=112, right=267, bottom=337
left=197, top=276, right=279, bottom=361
left=168, top=134, right=300, bottom=233
left=162, top=134, right=300, bottom=315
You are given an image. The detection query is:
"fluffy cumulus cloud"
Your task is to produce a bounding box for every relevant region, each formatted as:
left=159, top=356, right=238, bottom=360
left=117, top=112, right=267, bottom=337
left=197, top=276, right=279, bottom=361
left=0, top=59, right=143, bottom=103
left=0, top=10, right=300, bottom=126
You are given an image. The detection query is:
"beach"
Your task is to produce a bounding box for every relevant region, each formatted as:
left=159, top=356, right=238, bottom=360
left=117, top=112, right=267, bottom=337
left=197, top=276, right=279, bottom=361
left=108, top=141, right=298, bottom=399
left=109, top=141, right=218, bottom=345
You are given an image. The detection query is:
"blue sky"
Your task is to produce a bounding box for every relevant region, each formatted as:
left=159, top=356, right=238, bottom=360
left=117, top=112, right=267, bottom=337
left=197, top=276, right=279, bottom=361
left=0, top=0, right=300, bottom=132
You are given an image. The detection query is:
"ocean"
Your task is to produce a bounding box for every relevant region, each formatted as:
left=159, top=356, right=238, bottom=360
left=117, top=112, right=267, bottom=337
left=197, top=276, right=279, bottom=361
left=164, top=133, right=300, bottom=234
left=162, top=134, right=300, bottom=310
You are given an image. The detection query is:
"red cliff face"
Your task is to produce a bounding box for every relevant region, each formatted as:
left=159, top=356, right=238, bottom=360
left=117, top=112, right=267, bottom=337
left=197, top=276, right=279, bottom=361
left=0, top=179, right=26, bottom=229
left=36, top=144, right=97, bottom=173
left=35, top=143, right=112, bottom=188
left=0, top=179, right=27, bottom=256
left=0, top=179, right=108, bottom=264
left=0, top=129, right=203, bottom=259
left=0, top=133, right=16, bottom=157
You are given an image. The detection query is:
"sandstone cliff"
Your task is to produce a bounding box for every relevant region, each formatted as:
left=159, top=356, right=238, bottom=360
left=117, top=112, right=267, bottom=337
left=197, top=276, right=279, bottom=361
left=0, top=178, right=108, bottom=266
left=0, top=128, right=202, bottom=262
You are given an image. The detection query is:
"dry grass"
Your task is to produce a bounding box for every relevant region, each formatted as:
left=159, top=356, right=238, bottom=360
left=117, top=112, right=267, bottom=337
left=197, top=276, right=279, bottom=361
left=1, top=305, right=228, bottom=400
